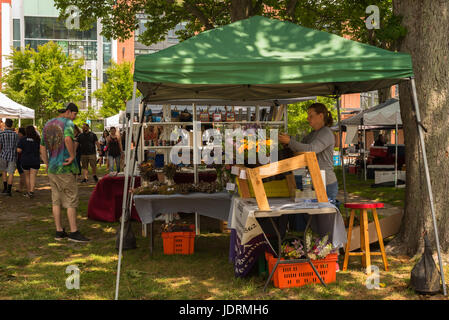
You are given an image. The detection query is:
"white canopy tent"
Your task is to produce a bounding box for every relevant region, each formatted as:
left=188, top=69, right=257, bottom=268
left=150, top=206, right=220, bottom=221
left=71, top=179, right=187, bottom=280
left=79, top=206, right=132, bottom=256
left=104, top=111, right=126, bottom=129
left=340, top=99, right=402, bottom=185
left=0, top=93, right=35, bottom=126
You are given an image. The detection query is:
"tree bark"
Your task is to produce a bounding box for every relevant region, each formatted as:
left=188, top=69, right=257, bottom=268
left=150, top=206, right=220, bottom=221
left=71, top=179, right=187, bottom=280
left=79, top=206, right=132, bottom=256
left=378, top=87, right=391, bottom=104
left=393, top=0, right=449, bottom=255
left=230, top=0, right=253, bottom=22
left=183, top=2, right=215, bottom=30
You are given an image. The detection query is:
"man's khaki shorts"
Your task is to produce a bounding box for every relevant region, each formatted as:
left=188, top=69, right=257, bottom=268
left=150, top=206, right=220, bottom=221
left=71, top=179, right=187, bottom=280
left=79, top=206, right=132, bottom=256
left=48, top=173, right=79, bottom=208
left=81, top=154, right=97, bottom=169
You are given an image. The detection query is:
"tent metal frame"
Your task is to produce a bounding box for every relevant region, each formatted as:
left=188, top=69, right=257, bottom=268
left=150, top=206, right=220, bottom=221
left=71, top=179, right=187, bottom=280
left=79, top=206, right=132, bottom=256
left=115, top=77, right=447, bottom=299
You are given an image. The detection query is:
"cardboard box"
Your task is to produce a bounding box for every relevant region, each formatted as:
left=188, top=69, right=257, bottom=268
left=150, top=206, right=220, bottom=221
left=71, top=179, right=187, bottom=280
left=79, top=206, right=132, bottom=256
left=345, top=212, right=403, bottom=251
left=375, top=170, right=406, bottom=184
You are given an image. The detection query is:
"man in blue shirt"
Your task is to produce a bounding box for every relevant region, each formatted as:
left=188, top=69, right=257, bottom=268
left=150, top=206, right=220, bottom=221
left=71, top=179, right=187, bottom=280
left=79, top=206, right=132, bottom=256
left=0, top=119, right=19, bottom=196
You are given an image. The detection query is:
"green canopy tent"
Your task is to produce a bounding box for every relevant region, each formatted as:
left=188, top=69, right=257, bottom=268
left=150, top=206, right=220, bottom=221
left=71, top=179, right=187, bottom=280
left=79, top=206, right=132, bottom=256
left=115, top=16, right=445, bottom=298
left=134, top=15, right=413, bottom=100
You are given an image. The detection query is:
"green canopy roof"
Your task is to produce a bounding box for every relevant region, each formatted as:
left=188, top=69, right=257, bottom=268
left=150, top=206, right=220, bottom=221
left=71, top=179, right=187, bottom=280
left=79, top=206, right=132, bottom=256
left=134, top=16, right=414, bottom=102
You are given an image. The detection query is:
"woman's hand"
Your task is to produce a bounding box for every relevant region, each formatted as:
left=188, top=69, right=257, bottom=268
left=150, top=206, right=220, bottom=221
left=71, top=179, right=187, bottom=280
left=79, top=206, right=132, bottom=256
left=279, top=133, right=291, bottom=145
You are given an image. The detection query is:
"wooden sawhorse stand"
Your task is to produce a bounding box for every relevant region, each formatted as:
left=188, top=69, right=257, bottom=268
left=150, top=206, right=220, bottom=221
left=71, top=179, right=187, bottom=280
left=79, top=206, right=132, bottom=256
left=237, top=152, right=330, bottom=290
left=237, top=152, right=328, bottom=210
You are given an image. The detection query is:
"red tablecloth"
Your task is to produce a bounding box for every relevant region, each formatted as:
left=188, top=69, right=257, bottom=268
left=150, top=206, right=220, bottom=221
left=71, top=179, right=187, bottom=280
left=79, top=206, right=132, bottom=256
left=88, top=175, right=142, bottom=222
left=87, top=172, right=217, bottom=222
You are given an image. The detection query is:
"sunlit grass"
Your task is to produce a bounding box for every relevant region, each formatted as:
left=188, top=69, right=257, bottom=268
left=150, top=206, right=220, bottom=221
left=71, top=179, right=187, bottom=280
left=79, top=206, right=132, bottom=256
left=1, top=170, right=447, bottom=300
left=335, top=167, right=405, bottom=208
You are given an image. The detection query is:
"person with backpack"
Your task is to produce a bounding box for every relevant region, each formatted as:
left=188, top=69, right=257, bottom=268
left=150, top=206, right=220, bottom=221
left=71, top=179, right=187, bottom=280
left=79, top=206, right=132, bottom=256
left=106, top=126, right=123, bottom=173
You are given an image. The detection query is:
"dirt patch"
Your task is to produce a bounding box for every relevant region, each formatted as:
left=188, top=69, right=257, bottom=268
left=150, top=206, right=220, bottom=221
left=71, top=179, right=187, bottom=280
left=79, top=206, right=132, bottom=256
left=0, top=173, right=97, bottom=224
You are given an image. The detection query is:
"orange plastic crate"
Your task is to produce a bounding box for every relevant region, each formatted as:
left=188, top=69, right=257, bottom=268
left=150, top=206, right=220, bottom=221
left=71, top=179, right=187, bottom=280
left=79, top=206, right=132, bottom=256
left=161, top=225, right=195, bottom=255
left=266, top=252, right=338, bottom=289
left=161, top=231, right=195, bottom=255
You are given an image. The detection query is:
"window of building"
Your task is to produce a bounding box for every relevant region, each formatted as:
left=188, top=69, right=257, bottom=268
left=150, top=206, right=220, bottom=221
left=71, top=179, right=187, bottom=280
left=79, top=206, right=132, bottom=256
left=167, top=22, right=186, bottom=43
left=24, top=16, right=96, bottom=41
left=134, top=49, right=157, bottom=56
left=393, top=85, right=399, bottom=98
left=103, top=42, right=112, bottom=68
left=13, top=19, right=20, bottom=41
left=360, top=91, right=379, bottom=110
left=135, top=19, right=148, bottom=38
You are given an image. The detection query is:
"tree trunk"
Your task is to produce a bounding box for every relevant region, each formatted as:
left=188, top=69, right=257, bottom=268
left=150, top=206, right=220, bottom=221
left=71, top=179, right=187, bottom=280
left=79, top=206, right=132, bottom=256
left=378, top=87, right=392, bottom=104
left=230, top=0, right=253, bottom=22
left=393, top=0, right=449, bottom=255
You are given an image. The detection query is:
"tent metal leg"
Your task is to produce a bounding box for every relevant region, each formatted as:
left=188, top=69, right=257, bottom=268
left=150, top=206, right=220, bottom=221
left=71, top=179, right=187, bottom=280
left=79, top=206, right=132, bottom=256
left=115, top=82, right=138, bottom=300
left=410, top=77, right=447, bottom=296
left=336, top=96, right=348, bottom=215
left=363, top=127, right=367, bottom=181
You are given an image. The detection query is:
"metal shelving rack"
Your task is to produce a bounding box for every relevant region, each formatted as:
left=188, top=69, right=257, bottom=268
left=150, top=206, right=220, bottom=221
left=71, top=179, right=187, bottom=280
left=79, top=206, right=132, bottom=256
left=135, top=103, right=289, bottom=181
left=129, top=101, right=288, bottom=236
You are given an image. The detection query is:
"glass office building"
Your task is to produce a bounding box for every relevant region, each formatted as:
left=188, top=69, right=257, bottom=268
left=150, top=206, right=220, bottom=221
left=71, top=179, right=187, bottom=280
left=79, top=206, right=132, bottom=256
left=12, top=0, right=112, bottom=110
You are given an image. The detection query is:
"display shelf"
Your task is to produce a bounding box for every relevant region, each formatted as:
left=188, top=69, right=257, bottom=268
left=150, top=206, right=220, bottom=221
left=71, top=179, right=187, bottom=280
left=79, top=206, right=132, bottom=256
left=200, top=121, right=285, bottom=125
left=138, top=122, right=193, bottom=126
left=143, top=146, right=192, bottom=150
left=135, top=121, right=285, bottom=126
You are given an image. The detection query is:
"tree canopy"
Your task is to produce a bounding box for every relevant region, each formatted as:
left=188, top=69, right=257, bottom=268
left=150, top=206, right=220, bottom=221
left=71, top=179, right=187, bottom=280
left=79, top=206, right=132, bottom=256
left=1, top=41, right=85, bottom=128
left=287, top=97, right=338, bottom=138
left=54, top=0, right=405, bottom=49
left=93, top=61, right=138, bottom=118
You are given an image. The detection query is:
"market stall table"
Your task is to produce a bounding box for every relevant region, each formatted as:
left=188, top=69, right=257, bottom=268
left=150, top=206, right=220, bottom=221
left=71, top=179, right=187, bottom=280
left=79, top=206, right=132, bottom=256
left=228, top=197, right=347, bottom=286
left=88, top=174, right=142, bottom=222
left=133, top=192, right=233, bottom=253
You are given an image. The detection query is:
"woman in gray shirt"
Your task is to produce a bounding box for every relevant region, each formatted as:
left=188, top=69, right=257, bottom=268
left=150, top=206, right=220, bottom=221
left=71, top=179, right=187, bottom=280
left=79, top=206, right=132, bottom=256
left=279, top=103, right=338, bottom=201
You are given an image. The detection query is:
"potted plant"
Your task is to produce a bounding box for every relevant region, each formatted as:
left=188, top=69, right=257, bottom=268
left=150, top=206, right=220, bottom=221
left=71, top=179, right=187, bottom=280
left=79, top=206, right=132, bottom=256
left=138, top=161, right=156, bottom=187
left=163, top=163, right=178, bottom=186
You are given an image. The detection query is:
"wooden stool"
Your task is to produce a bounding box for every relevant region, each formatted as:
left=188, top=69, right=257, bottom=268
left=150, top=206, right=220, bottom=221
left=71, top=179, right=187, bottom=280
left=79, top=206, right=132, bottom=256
left=342, top=203, right=389, bottom=273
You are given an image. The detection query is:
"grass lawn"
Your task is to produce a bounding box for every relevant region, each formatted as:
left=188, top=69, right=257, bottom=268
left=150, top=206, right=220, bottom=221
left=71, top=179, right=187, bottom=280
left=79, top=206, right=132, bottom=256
left=0, top=167, right=447, bottom=300
left=335, top=167, right=405, bottom=208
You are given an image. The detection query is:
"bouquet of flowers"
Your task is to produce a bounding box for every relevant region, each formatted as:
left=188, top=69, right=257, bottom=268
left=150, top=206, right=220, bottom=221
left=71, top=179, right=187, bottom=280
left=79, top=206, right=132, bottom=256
left=280, top=230, right=337, bottom=260
left=138, top=161, right=156, bottom=182
left=281, top=238, right=305, bottom=259
left=305, top=229, right=337, bottom=260
left=222, top=127, right=278, bottom=167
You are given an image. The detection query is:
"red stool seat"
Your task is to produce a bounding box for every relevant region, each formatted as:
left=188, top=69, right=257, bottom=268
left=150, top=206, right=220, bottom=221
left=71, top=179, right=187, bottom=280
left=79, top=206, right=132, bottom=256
left=344, top=203, right=384, bottom=209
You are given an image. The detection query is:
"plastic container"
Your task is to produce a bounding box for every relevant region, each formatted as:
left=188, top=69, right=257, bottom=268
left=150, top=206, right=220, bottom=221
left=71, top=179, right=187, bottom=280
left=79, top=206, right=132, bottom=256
left=236, top=178, right=290, bottom=198
left=265, top=252, right=338, bottom=289
left=161, top=225, right=195, bottom=255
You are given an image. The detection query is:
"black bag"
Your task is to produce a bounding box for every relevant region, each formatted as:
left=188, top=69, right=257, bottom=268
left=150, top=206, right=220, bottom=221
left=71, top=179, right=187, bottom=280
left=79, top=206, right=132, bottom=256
left=180, top=109, right=192, bottom=122
left=116, top=218, right=136, bottom=251
left=410, top=234, right=441, bottom=294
